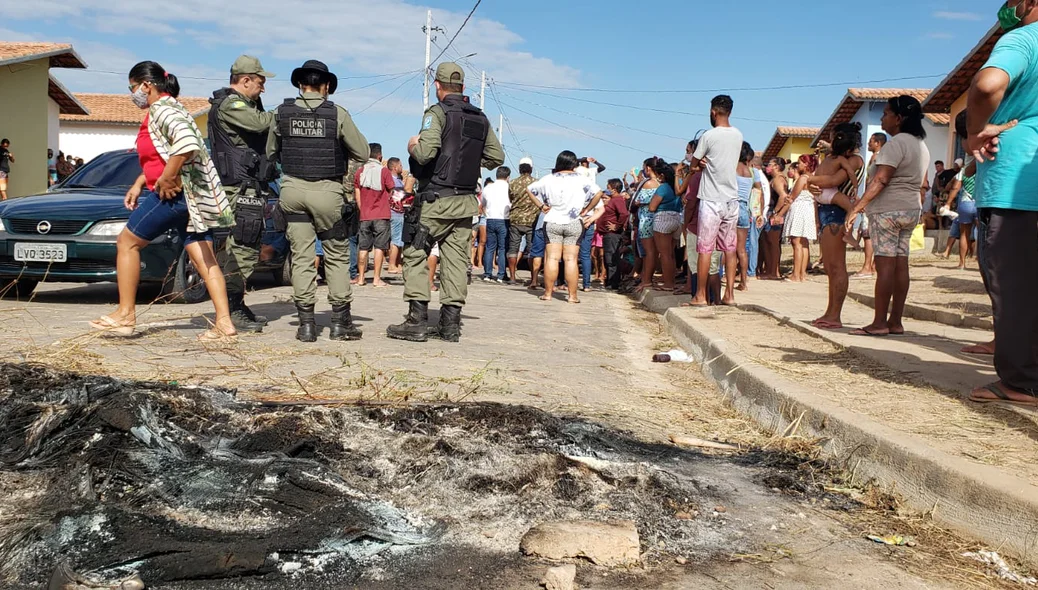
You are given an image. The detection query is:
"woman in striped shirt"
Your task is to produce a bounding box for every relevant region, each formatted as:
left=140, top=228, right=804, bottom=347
left=89, top=61, right=236, bottom=341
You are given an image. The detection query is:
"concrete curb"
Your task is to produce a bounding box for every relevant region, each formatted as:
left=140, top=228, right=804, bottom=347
left=846, top=291, right=994, bottom=331
left=638, top=290, right=1038, bottom=567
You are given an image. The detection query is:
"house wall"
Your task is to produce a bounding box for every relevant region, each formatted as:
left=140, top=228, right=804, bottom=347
left=851, top=103, right=886, bottom=197
left=846, top=101, right=951, bottom=194
left=0, top=58, right=50, bottom=197
left=923, top=119, right=950, bottom=174
left=778, top=138, right=813, bottom=163
left=947, top=93, right=968, bottom=162
left=47, top=98, right=60, bottom=157
left=59, top=123, right=137, bottom=162
left=194, top=112, right=209, bottom=139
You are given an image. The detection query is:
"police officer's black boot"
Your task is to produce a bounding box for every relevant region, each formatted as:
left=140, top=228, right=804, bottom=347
left=228, top=293, right=264, bottom=333
left=386, top=301, right=431, bottom=342
left=436, top=305, right=463, bottom=343
left=241, top=300, right=268, bottom=325
left=329, top=303, right=363, bottom=341
left=295, top=304, right=318, bottom=343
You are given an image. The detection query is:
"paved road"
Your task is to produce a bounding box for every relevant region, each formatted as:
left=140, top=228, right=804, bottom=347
left=0, top=277, right=991, bottom=588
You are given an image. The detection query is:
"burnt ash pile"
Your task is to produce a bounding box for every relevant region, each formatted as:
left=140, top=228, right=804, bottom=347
left=0, top=364, right=764, bottom=588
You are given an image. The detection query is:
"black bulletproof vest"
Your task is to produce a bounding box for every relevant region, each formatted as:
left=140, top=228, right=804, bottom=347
left=430, top=95, right=489, bottom=192
left=276, top=98, right=345, bottom=181
left=207, top=89, right=269, bottom=186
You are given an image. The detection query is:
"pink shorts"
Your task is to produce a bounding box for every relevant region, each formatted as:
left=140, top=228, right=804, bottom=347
left=592, top=232, right=603, bottom=248
left=696, top=199, right=739, bottom=254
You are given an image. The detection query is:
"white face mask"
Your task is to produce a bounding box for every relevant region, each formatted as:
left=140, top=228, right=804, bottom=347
left=130, top=84, right=150, bottom=109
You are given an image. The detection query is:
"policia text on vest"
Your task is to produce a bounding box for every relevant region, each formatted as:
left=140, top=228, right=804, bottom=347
left=267, top=59, right=369, bottom=344
left=208, top=55, right=278, bottom=334
left=387, top=62, right=505, bottom=344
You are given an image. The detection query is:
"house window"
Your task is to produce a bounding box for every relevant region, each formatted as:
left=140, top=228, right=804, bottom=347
left=953, top=137, right=965, bottom=163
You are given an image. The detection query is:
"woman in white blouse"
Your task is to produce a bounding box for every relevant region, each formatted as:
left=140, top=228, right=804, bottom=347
left=526, top=151, right=605, bottom=304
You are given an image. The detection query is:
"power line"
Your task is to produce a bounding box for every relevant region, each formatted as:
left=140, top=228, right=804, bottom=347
left=493, top=73, right=948, bottom=94
left=340, top=70, right=422, bottom=93
left=495, top=89, right=687, bottom=141
left=353, top=71, right=425, bottom=115
left=428, top=0, right=482, bottom=66
left=498, top=85, right=819, bottom=126
left=494, top=98, right=655, bottom=155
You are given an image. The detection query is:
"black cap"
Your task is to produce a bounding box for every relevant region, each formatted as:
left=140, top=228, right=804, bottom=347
left=291, top=59, right=338, bottom=95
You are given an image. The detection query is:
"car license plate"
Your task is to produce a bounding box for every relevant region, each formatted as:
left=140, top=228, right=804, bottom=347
left=14, top=243, right=68, bottom=263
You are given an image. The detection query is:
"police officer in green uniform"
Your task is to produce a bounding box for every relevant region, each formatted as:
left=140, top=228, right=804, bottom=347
left=387, top=63, right=505, bottom=343
left=267, top=60, right=369, bottom=342
left=209, top=55, right=276, bottom=333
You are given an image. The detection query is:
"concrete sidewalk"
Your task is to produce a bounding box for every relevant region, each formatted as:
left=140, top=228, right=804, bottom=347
left=639, top=279, right=1038, bottom=568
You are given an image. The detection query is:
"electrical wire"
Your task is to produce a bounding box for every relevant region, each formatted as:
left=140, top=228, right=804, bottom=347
left=494, top=98, right=655, bottom=155
left=493, top=73, right=947, bottom=94
left=428, top=0, right=483, bottom=66
left=497, top=85, right=819, bottom=126
left=495, top=90, right=687, bottom=141
left=353, top=71, right=425, bottom=115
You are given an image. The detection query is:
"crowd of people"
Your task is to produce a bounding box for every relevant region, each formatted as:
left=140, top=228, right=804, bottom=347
left=66, top=1, right=1038, bottom=408
left=47, top=148, right=86, bottom=187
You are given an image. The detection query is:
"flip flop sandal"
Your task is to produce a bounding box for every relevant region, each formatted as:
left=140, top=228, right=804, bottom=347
left=969, top=382, right=1038, bottom=407
left=197, top=329, right=238, bottom=343
left=849, top=327, right=888, bottom=336
left=89, top=315, right=134, bottom=337
left=813, top=320, right=843, bottom=330
left=961, top=344, right=995, bottom=356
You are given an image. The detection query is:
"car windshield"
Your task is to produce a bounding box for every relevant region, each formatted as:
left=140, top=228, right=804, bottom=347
left=58, top=152, right=142, bottom=189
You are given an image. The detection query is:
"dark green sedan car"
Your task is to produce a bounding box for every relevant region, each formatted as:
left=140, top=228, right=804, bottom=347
left=0, top=150, right=288, bottom=301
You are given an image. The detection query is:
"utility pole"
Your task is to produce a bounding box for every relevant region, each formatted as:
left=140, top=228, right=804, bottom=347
left=423, top=10, right=432, bottom=111
left=498, top=114, right=505, bottom=146
left=421, top=13, right=446, bottom=112
left=479, top=71, right=486, bottom=111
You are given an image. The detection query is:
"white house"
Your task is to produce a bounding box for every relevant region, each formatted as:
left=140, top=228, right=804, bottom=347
left=59, top=94, right=212, bottom=163
left=812, top=88, right=950, bottom=196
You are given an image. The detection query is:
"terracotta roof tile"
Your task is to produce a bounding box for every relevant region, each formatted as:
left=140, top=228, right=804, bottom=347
left=847, top=88, right=933, bottom=102
left=924, top=24, right=1003, bottom=113
left=0, top=42, right=86, bottom=68
left=48, top=76, right=88, bottom=116
left=762, top=127, right=822, bottom=161
left=61, top=94, right=212, bottom=125
left=813, top=88, right=945, bottom=147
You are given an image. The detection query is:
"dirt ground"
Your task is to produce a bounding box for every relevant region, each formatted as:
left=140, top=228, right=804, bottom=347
left=0, top=278, right=1029, bottom=588
left=837, top=250, right=991, bottom=323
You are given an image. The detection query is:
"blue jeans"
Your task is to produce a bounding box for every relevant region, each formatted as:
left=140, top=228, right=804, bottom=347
left=746, top=222, right=762, bottom=277
left=483, top=218, right=508, bottom=279
left=957, top=199, right=977, bottom=225
left=530, top=226, right=548, bottom=259
left=390, top=211, right=405, bottom=248
left=127, top=190, right=212, bottom=245
left=349, top=235, right=359, bottom=280
left=818, top=204, right=847, bottom=228
left=579, top=223, right=596, bottom=288
left=737, top=201, right=751, bottom=229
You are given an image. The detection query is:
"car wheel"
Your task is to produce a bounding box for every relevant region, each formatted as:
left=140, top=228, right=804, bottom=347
left=274, top=257, right=291, bottom=287
left=0, top=278, right=39, bottom=300
left=173, top=249, right=210, bottom=304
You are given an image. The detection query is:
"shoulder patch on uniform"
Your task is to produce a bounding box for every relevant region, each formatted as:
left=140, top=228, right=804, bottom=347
left=422, top=115, right=433, bottom=130
left=229, top=100, right=247, bottom=109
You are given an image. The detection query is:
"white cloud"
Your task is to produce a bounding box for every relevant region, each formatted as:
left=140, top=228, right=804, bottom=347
left=933, top=11, right=984, bottom=21
left=923, top=32, right=955, bottom=40
left=1, top=0, right=581, bottom=88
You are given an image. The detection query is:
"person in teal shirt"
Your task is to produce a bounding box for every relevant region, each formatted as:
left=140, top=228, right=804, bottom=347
left=965, top=0, right=1038, bottom=406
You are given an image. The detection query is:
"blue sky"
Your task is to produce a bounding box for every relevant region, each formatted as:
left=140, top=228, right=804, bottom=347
left=3, top=1, right=996, bottom=176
